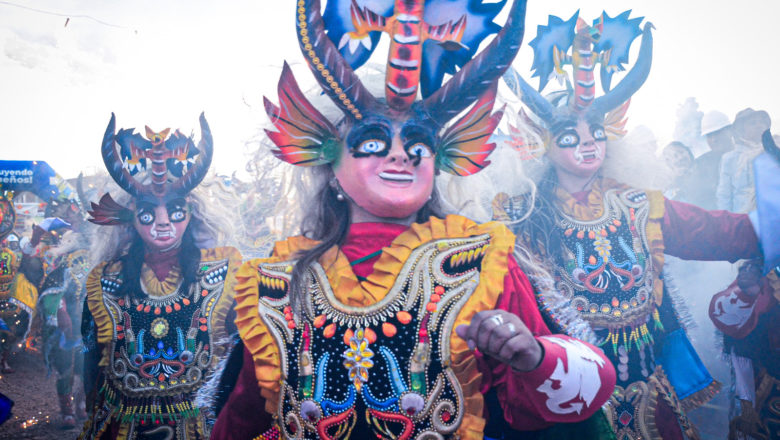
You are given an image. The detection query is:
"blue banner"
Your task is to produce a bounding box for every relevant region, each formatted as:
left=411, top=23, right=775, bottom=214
left=0, top=160, right=77, bottom=203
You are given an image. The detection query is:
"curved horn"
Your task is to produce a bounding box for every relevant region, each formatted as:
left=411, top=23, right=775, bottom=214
left=297, top=0, right=382, bottom=120
left=502, top=67, right=556, bottom=124
left=589, top=22, right=653, bottom=117
left=101, top=113, right=144, bottom=198
left=422, top=0, right=527, bottom=126
left=169, top=113, right=213, bottom=197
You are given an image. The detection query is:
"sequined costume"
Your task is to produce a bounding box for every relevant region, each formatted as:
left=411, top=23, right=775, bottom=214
left=212, top=218, right=616, bottom=439
left=497, top=9, right=768, bottom=438
left=38, top=245, right=91, bottom=423
left=80, top=247, right=240, bottom=439
left=495, top=177, right=761, bottom=439
left=0, top=248, right=39, bottom=362
left=0, top=248, right=27, bottom=358
left=80, top=113, right=242, bottom=439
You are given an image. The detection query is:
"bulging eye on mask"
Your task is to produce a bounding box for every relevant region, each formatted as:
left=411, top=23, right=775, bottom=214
left=132, top=199, right=191, bottom=252
left=345, top=120, right=437, bottom=166
left=554, top=124, right=607, bottom=149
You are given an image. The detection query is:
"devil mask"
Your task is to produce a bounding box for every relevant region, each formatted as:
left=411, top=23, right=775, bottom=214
left=264, top=0, right=529, bottom=191
left=502, top=10, right=653, bottom=162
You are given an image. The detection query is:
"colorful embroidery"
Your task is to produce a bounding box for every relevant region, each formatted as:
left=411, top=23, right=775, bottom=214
left=256, top=235, right=492, bottom=439
left=82, top=250, right=236, bottom=439
left=551, top=188, right=661, bottom=360
left=606, top=366, right=698, bottom=440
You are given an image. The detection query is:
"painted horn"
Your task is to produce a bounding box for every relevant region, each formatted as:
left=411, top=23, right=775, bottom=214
left=502, top=67, right=556, bottom=124
left=589, top=22, right=653, bottom=118
left=422, top=0, right=527, bottom=127
left=169, top=113, right=214, bottom=198
left=297, top=0, right=382, bottom=120
left=101, top=113, right=144, bottom=198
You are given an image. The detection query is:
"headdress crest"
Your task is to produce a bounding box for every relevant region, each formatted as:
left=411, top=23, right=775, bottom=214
left=503, top=10, right=652, bottom=135
left=88, top=113, right=213, bottom=225
left=265, top=0, right=528, bottom=176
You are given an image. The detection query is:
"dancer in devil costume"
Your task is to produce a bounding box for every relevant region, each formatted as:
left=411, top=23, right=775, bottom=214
left=79, top=115, right=241, bottom=439
left=211, top=1, right=616, bottom=439
left=497, top=10, right=776, bottom=439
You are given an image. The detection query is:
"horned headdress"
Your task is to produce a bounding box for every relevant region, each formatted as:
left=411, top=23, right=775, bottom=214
left=88, top=113, right=213, bottom=225
left=503, top=10, right=653, bottom=147
left=265, top=0, right=528, bottom=176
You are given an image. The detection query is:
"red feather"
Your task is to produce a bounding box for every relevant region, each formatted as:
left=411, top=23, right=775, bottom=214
left=264, top=62, right=340, bottom=166
left=87, top=193, right=132, bottom=226
left=436, top=84, right=502, bottom=176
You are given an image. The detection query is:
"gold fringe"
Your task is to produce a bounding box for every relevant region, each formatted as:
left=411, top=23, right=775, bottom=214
left=681, top=379, right=722, bottom=412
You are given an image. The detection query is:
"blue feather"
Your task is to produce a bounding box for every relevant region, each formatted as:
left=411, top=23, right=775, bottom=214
left=528, top=11, right=578, bottom=91
left=592, top=10, right=643, bottom=91
left=114, top=128, right=150, bottom=175
left=322, top=0, right=507, bottom=97
left=323, top=0, right=394, bottom=67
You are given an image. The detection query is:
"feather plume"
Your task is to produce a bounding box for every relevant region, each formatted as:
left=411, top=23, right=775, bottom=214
left=436, top=84, right=502, bottom=176
left=264, top=62, right=341, bottom=167
left=87, top=193, right=132, bottom=226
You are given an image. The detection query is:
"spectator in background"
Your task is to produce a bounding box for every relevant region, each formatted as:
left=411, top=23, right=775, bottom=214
left=717, top=108, right=771, bottom=213
left=663, top=141, right=696, bottom=203
left=688, top=111, right=734, bottom=209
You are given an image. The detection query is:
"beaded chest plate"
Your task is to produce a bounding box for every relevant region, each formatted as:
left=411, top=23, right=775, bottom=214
left=256, top=235, right=492, bottom=439
left=553, top=188, right=658, bottom=331
left=95, top=254, right=232, bottom=423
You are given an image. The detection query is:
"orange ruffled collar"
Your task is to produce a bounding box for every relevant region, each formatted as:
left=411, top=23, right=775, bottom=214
left=269, top=215, right=501, bottom=307
left=554, top=177, right=630, bottom=221
left=234, top=215, right=516, bottom=439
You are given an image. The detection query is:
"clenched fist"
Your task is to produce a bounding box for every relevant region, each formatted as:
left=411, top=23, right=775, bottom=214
left=455, top=310, right=543, bottom=372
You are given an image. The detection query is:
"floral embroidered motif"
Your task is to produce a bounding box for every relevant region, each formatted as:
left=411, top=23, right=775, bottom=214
left=150, top=317, right=169, bottom=339
left=82, top=249, right=238, bottom=440
left=342, top=328, right=374, bottom=391
left=255, top=234, right=494, bottom=439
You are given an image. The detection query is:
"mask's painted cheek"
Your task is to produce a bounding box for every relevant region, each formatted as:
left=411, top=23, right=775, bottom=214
left=573, top=144, right=584, bottom=164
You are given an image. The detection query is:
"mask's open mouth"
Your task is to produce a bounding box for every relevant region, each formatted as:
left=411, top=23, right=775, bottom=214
left=379, top=172, right=414, bottom=183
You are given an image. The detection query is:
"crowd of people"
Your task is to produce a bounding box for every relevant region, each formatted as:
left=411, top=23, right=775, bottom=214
left=0, top=1, right=778, bottom=439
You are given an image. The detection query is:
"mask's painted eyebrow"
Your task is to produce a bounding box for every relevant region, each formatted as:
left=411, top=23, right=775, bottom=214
left=400, top=123, right=433, bottom=140
left=346, top=120, right=393, bottom=150
left=135, top=201, right=156, bottom=213
left=400, top=123, right=436, bottom=152
left=165, top=198, right=187, bottom=211
left=550, top=119, right=576, bottom=135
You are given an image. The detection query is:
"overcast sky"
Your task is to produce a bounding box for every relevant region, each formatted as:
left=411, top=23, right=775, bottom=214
left=0, top=0, right=777, bottom=179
